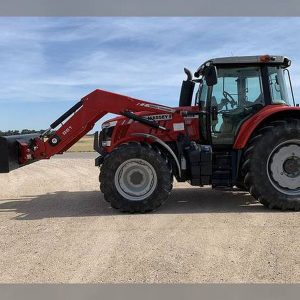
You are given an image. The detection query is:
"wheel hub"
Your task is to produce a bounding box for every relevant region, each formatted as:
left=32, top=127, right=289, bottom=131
left=283, top=157, right=300, bottom=177
left=114, top=159, right=157, bottom=201
left=130, top=171, right=144, bottom=185
left=267, top=140, right=300, bottom=195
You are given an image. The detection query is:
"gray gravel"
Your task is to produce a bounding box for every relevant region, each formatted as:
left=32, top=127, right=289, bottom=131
left=0, top=156, right=299, bottom=283
left=54, top=152, right=98, bottom=159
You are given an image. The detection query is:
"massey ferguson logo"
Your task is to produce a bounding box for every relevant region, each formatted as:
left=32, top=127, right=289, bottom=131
left=145, top=114, right=172, bottom=121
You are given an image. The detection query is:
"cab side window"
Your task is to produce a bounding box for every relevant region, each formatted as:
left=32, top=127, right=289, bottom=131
left=211, top=67, right=264, bottom=144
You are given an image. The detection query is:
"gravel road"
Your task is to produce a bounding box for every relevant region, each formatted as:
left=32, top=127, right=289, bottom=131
left=0, top=153, right=299, bottom=283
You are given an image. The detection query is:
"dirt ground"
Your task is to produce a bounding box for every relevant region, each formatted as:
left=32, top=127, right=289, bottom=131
left=0, top=153, right=299, bottom=283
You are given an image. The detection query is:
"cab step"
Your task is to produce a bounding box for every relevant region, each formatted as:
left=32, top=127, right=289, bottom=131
left=212, top=152, right=233, bottom=188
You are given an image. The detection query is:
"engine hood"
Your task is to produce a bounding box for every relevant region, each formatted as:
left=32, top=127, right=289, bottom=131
left=101, top=106, right=192, bottom=128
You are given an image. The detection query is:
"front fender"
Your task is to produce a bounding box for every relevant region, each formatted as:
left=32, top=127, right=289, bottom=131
left=233, top=105, right=300, bottom=149
left=131, top=133, right=181, bottom=178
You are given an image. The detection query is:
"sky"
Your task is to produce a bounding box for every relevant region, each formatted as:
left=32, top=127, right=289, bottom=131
left=0, top=17, right=300, bottom=131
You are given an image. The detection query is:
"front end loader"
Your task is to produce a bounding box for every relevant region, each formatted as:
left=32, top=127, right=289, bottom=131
left=1, top=55, right=299, bottom=212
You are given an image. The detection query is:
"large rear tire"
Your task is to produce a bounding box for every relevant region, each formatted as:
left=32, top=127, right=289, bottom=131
left=100, top=142, right=173, bottom=213
left=242, top=119, right=300, bottom=211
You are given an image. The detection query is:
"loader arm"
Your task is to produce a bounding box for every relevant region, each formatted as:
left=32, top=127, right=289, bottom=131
left=12, top=89, right=175, bottom=169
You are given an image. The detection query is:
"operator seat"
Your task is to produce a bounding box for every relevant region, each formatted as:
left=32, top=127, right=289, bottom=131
left=218, top=94, right=264, bottom=138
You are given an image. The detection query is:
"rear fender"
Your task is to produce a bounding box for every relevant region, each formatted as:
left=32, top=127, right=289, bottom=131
left=233, top=105, right=300, bottom=149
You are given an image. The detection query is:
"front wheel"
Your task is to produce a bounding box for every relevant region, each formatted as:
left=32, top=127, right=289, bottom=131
left=242, top=119, right=300, bottom=211
left=100, top=142, right=173, bottom=213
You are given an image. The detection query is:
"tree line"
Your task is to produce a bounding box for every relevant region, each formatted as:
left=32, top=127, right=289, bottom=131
left=0, top=129, right=47, bottom=136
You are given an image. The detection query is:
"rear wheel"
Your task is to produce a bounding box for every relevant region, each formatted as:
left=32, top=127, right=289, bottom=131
left=242, top=119, right=300, bottom=210
left=100, top=142, right=173, bottom=213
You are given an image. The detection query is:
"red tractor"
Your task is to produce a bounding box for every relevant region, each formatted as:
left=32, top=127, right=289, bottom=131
left=1, top=55, right=299, bottom=212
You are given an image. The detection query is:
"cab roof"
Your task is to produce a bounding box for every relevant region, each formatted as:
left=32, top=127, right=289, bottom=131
left=207, top=55, right=289, bottom=66
left=195, top=55, right=291, bottom=77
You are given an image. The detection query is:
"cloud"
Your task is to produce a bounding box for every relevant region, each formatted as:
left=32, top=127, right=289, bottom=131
left=0, top=17, right=299, bottom=129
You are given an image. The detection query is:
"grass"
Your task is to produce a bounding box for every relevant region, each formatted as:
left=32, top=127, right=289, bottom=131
left=67, top=135, right=95, bottom=152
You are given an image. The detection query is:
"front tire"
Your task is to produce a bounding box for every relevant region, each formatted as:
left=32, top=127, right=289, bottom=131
left=100, top=142, right=173, bottom=213
left=242, top=119, right=300, bottom=211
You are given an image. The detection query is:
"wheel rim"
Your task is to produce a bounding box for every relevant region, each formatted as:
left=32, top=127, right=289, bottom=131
left=267, top=139, right=300, bottom=196
left=114, top=159, right=157, bottom=201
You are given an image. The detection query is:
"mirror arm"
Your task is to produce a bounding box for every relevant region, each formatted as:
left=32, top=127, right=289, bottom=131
left=211, top=106, right=218, bottom=121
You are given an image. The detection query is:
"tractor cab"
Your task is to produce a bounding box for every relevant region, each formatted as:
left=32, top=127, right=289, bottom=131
left=180, top=55, right=294, bottom=145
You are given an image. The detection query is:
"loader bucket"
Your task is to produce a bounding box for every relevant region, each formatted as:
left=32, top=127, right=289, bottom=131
left=0, top=134, right=39, bottom=173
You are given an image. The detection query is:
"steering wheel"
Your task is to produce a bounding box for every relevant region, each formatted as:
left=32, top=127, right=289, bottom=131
left=222, top=91, right=238, bottom=109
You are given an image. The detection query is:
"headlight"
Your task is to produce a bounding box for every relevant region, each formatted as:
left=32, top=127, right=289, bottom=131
left=101, top=121, right=116, bottom=147
left=102, top=120, right=117, bottom=129
left=101, top=141, right=111, bottom=147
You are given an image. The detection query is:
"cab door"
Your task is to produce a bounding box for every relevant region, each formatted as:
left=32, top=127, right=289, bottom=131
left=208, top=66, right=264, bottom=145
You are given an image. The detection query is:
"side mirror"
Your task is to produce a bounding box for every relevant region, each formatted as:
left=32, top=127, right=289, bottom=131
left=204, top=65, right=218, bottom=86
